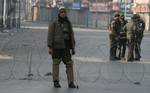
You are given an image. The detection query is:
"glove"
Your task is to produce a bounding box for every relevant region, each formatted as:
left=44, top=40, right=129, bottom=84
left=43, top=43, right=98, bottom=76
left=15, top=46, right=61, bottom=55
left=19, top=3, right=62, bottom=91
left=71, top=49, right=75, bottom=55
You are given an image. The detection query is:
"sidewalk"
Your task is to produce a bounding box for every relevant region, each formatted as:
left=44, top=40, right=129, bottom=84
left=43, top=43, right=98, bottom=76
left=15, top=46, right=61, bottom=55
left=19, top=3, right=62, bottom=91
left=21, top=21, right=106, bottom=32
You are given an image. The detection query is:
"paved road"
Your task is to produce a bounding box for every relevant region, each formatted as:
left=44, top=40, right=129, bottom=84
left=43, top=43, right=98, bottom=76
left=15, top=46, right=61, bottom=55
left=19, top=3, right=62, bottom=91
left=0, top=23, right=150, bottom=93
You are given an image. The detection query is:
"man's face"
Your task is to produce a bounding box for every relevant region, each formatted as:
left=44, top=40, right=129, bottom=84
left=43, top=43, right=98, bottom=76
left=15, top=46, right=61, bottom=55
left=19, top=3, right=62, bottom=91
left=59, top=10, right=67, bottom=18
left=114, top=14, right=120, bottom=20
left=114, top=16, right=120, bottom=22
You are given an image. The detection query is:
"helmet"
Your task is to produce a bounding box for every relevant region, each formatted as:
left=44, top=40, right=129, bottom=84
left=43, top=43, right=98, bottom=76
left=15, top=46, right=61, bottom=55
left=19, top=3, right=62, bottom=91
left=132, top=14, right=140, bottom=19
left=113, top=12, right=120, bottom=17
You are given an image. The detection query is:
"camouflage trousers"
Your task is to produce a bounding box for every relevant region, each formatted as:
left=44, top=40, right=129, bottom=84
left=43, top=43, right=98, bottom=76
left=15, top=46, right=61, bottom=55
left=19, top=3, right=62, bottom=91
left=109, top=34, right=118, bottom=59
left=52, top=49, right=74, bottom=83
left=127, top=39, right=135, bottom=61
left=118, top=38, right=126, bottom=58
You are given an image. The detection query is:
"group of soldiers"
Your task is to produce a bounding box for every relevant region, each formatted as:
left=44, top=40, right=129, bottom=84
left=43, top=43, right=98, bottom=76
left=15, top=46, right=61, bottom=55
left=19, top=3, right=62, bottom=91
left=109, top=12, right=145, bottom=62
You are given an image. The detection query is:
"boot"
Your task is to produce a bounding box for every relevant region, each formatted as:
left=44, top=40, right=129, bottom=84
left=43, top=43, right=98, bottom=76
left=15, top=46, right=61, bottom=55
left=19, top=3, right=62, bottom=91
left=134, top=58, right=140, bottom=61
left=54, top=81, right=61, bottom=88
left=68, top=82, right=76, bottom=88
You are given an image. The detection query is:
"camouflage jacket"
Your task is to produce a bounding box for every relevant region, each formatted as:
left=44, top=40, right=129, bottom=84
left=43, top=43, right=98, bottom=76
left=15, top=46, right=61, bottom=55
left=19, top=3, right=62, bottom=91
left=136, top=19, right=145, bottom=39
left=123, top=20, right=137, bottom=40
left=109, top=19, right=122, bottom=37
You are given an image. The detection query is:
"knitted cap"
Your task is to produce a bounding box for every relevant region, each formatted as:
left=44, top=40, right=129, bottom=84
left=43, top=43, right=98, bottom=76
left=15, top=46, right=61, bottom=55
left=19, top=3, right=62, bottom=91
left=59, top=6, right=66, bottom=11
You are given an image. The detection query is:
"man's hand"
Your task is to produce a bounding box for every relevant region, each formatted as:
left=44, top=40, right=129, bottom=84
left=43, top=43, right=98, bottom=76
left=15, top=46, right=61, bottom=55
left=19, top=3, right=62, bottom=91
left=48, top=48, right=52, bottom=54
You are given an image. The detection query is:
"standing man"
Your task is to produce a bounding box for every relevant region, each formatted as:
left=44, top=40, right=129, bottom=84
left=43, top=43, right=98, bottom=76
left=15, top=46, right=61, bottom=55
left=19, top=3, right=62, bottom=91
left=47, top=7, right=76, bottom=88
left=118, top=14, right=128, bottom=60
left=134, top=14, right=145, bottom=61
left=109, top=12, right=122, bottom=60
left=123, top=14, right=138, bottom=62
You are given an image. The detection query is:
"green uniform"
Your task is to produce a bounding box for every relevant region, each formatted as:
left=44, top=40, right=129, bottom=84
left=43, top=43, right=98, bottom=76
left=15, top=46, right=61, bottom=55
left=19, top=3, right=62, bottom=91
left=134, top=18, right=145, bottom=60
left=123, top=19, right=137, bottom=61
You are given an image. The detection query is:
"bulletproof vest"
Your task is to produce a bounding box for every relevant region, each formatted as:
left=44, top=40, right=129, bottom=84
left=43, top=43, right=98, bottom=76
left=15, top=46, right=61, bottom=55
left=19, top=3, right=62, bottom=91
left=110, top=20, right=122, bottom=35
left=135, top=20, right=145, bottom=38
left=137, top=21, right=144, bottom=31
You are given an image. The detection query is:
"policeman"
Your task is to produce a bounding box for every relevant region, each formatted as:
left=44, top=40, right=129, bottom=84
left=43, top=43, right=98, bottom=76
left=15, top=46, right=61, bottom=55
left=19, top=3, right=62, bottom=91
left=47, top=7, right=76, bottom=88
left=109, top=12, right=122, bottom=60
left=123, top=14, right=138, bottom=62
left=117, top=14, right=128, bottom=60
left=134, top=14, right=145, bottom=61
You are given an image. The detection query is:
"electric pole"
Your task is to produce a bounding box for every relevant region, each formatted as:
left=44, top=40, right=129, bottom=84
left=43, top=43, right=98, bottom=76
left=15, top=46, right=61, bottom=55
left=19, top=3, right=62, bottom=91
left=3, top=0, right=7, bottom=28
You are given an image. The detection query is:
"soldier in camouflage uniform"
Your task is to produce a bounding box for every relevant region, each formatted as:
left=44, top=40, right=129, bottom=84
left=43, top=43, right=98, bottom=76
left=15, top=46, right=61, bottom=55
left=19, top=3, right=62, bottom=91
left=123, top=14, right=138, bottom=62
left=109, top=12, right=122, bottom=60
left=117, top=14, right=128, bottom=60
left=134, top=14, right=145, bottom=61
left=47, top=7, right=76, bottom=88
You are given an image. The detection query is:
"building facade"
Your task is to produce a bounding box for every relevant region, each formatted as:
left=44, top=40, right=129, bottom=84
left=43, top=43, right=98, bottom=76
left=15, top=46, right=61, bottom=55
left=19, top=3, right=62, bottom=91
left=31, top=0, right=150, bottom=31
left=131, top=0, right=150, bottom=31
